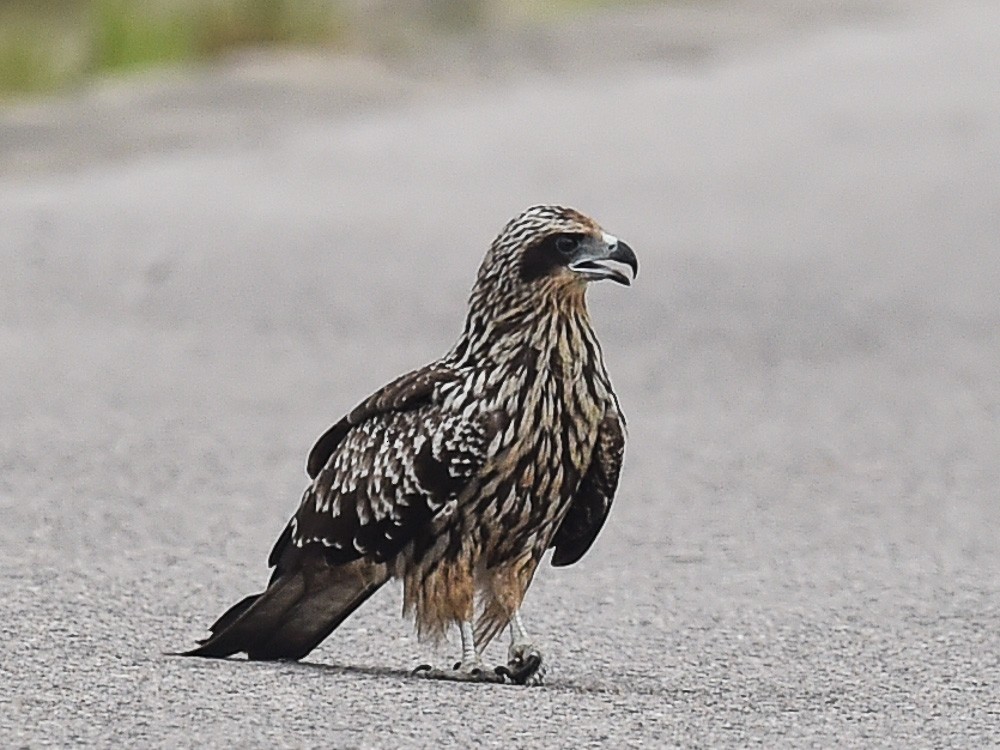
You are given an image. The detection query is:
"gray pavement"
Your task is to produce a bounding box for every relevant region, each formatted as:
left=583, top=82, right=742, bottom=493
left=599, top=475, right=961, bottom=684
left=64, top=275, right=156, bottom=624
left=2, top=1, right=999, bottom=746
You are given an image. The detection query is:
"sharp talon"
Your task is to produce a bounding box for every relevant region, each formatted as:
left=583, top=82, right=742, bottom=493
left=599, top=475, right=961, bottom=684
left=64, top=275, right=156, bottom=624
left=494, top=665, right=512, bottom=679
left=453, top=661, right=462, bottom=670
left=412, top=664, right=432, bottom=676
left=506, top=647, right=545, bottom=686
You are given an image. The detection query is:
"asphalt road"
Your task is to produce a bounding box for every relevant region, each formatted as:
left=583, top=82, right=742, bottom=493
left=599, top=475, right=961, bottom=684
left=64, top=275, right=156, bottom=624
left=2, top=1, right=999, bottom=746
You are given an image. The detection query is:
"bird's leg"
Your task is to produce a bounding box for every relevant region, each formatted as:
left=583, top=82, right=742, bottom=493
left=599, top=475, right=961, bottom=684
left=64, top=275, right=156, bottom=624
left=501, top=610, right=546, bottom=686
left=412, top=621, right=505, bottom=683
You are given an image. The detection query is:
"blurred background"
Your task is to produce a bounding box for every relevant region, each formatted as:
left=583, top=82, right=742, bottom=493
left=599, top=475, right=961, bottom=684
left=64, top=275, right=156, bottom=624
left=3, top=0, right=999, bottom=746
left=1, top=0, right=639, bottom=98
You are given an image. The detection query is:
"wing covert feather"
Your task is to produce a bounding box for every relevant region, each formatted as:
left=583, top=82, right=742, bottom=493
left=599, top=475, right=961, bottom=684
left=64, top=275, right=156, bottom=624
left=305, top=365, right=460, bottom=479
left=272, top=367, right=499, bottom=572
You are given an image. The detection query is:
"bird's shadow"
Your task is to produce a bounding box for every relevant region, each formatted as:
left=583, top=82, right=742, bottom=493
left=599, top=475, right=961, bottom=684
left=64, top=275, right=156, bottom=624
left=168, top=651, right=674, bottom=696
left=164, top=651, right=408, bottom=680
left=291, top=659, right=414, bottom=681
left=298, top=660, right=679, bottom=697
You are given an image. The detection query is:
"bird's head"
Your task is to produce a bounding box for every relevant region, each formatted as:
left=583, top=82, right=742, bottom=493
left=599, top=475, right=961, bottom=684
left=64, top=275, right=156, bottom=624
left=473, top=205, right=638, bottom=307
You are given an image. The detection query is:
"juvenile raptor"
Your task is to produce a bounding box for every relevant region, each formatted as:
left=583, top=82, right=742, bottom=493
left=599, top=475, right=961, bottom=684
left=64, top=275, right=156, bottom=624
left=185, top=205, right=637, bottom=685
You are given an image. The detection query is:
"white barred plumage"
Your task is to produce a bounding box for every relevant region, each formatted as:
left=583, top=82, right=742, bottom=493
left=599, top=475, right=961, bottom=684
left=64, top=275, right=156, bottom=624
left=185, top=205, right=637, bottom=686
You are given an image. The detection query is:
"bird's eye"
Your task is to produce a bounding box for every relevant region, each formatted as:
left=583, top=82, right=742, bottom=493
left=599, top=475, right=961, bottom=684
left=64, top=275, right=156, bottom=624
left=554, top=235, right=577, bottom=256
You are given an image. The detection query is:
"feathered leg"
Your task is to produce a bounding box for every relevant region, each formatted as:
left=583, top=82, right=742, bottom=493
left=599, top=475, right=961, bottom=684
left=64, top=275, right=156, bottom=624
left=472, top=552, right=545, bottom=685
left=410, top=558, right=505, bottom=683
left=475, top=551, right=540, bottom=646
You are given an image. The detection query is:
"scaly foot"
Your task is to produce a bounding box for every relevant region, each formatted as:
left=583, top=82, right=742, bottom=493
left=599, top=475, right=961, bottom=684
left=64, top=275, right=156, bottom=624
left=412, top=660, right=507, bottom=684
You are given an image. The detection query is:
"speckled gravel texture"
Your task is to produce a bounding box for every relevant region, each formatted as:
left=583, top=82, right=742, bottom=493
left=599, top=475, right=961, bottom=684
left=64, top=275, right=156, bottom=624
left=2, top=1, right=999, bottom=746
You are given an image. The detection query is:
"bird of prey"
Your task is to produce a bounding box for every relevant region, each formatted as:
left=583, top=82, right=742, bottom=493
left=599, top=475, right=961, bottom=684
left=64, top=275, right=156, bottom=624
left=184, top=205, right=636, bottom=685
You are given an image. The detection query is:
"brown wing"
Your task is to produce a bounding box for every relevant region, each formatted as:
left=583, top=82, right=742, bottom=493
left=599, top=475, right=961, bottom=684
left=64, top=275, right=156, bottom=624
left=550, top=408, right=626, bottom=567
left=306, top=365, right=460, bottom=479
left=270, top=365, right=500, bottom=574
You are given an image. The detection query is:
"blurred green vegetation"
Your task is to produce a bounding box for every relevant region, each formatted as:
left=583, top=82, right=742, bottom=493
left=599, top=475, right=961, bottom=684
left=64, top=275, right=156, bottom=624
left=0, top=0, right=347, bottom=98
left=0, top=0, right=645, bottom=100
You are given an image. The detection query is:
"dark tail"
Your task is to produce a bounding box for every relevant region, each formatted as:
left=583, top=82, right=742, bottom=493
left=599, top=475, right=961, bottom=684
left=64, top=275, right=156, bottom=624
left=184, top=555, right=389, bottom=661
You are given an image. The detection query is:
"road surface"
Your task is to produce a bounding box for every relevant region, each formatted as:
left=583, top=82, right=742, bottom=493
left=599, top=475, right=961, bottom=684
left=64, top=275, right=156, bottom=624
left=2, top=1, right=998, bottom=746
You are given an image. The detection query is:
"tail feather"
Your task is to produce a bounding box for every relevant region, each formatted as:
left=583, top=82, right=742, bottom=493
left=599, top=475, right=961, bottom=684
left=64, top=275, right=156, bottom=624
left=185, top=557, right=389, bottom=661
left=206, top=592, right=263, bottom=634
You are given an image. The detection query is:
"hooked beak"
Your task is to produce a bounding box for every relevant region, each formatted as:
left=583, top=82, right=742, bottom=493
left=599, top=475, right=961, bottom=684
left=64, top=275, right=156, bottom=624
left=567, top=233, right=639, bottom=286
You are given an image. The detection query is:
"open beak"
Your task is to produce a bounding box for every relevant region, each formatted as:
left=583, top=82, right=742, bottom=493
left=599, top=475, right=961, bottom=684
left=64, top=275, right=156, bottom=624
left=568, top=233, right=639, bottom=286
